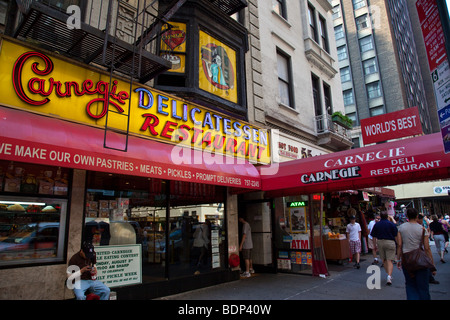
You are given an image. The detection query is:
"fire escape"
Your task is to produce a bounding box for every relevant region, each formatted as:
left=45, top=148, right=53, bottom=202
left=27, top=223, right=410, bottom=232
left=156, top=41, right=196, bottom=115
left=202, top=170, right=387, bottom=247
left=11, top=0, right=247, bottom=151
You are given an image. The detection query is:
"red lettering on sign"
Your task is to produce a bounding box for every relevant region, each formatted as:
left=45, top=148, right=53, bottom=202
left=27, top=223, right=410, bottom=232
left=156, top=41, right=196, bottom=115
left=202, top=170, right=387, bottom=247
left=12, top=51, right=129, bottom=119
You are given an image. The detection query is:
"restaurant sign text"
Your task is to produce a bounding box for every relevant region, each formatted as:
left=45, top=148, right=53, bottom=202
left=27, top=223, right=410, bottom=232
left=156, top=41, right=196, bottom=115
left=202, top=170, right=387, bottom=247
left=0, top=39, right=271, bottom=164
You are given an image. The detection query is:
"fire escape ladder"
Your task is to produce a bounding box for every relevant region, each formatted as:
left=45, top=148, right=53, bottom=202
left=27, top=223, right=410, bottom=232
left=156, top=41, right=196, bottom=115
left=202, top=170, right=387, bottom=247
left=102, top=0, right=187, bottom=152
left=102, top=0, right=138, bottom=153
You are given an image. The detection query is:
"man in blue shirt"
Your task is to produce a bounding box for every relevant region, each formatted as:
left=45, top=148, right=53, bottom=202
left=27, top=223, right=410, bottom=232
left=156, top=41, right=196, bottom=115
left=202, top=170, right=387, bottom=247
left=370, top=211, right=399, bottom=286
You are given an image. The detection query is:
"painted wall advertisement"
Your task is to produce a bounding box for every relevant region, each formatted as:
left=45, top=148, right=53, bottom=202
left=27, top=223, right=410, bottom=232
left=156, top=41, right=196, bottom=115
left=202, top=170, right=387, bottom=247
left=95, top=244, right=142, bottom=288
left=199, top=30, right=238, bottom=104
left=417, top=0, right=450, bottom=153
left=160, top=22, right=187, bottom=74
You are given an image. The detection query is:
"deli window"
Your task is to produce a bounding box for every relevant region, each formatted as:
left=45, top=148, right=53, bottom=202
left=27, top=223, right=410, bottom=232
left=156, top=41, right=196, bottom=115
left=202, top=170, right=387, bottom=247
left=0, top=160, right=69, bottom=267
left=84, top=171, right=227, bottom=285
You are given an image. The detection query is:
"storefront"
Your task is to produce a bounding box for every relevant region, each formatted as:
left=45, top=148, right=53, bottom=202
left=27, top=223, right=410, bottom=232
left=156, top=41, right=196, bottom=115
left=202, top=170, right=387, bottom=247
left=0, top=36, right=268, bottom=299
left=260, top=132, right=450, bottom=275
left=261, top=132, right=332, bottom=275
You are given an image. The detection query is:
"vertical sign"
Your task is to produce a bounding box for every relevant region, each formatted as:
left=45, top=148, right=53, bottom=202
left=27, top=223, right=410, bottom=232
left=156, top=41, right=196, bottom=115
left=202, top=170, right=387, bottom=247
left=417, top=0, right=450, bottom=153
left=199, top=30, right=238, bottom=103
left=160, top=22, right=187, bottom=73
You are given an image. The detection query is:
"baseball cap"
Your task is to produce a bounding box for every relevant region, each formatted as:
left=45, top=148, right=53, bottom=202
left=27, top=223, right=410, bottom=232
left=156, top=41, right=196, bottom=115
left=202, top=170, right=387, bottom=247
left=82, top=241, right=96, bottom=262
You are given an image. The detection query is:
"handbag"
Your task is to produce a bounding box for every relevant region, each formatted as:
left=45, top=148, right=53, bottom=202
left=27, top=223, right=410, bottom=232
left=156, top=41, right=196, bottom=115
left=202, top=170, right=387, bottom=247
left=402, top=228, right=436, bottom=278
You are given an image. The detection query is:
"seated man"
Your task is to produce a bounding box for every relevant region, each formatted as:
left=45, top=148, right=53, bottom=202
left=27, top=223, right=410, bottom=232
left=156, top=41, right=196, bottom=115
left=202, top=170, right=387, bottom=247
left=67, top=241, right=110, bottom=300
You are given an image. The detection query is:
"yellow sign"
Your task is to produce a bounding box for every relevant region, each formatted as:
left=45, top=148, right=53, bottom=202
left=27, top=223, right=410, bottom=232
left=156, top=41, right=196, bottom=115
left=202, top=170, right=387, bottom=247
left=199, top=30, right=238, bottom=103
left=0, top=38, right=270, bottom=164
left=160, top=22, right=187, bottom=73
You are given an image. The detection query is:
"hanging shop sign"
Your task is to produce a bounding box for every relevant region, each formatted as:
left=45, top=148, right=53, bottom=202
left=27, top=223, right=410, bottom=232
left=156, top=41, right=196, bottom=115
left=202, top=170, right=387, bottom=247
left=0, top=38, right=270, bottom=164
left=360, top=107, right=423, bottom=145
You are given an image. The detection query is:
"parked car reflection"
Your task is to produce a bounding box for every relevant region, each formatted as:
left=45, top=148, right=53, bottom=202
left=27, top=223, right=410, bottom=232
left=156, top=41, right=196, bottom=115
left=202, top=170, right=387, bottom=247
left=0, top=222, right=59, bottom=255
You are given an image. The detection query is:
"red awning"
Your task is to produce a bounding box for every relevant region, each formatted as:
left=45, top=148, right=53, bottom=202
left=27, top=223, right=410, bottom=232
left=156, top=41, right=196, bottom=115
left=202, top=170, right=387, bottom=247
left=0, top=107, right=261, bottom=189
left=259, top=133, right=450, bottom=197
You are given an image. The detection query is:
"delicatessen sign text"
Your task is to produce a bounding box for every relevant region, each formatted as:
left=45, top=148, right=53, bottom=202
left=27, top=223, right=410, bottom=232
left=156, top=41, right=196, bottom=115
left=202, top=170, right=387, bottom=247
left=0, top=39, right=270, bottom=164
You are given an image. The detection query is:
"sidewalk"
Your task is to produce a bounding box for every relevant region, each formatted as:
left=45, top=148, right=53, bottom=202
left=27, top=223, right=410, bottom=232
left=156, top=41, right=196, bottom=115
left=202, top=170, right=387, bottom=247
left=159, top=244, right=450, bottom=300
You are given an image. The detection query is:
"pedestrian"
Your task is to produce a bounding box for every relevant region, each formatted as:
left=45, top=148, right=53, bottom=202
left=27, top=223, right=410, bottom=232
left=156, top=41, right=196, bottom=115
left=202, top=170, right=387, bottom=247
left=418, top=214, right=439, bottom=285
left=239, top=217, right=254, bottom=277
left=397, top=208, right=436, bottom=300
left=396, top=204, right=408, bottom=225
left=367, top=213, right=380, bottom=265
left=193, top=222, right=210, bottom=268
left=67, top=241, right=110, bottom=300
left=439, top=214, right=449, bottom=253
left=370, top=211, right=398, bottom=285
left=429, top=215, right=447, bottom=263
left=346, top=212, right=361, bottom=269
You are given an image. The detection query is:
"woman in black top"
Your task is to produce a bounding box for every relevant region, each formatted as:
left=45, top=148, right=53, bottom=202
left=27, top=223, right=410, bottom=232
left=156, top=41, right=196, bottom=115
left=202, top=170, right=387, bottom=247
left=430, top=215, right=446, bottom=263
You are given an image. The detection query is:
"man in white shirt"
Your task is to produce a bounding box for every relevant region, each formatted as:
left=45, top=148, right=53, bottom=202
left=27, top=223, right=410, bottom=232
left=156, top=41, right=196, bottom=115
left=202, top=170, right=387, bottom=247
left=368, top=214, right=380, bottom=265
left=346, top=215, right=362, bottom=269
left=239, top=217, right=254, bottom=277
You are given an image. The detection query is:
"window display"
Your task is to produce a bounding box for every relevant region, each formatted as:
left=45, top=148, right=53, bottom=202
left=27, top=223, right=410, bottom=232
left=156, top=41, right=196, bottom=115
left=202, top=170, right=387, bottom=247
left=0, top=161, right=69, bottom=266
left=84, top=171, right=227, bottom=284
left=0, top=161, right=69, bottom=196
left=0, top=197, right=67, bottom=266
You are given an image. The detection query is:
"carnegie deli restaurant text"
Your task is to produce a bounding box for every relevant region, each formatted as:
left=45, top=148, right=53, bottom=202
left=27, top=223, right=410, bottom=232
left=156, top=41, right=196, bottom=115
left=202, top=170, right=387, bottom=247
left=3, top=40, right=270, bottom=165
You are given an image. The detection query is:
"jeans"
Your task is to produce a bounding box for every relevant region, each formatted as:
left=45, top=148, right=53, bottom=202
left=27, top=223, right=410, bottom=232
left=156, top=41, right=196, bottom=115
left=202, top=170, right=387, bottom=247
left=402, top=267, right=430, bottom=300
left=73, top=280, right=110, bottom=300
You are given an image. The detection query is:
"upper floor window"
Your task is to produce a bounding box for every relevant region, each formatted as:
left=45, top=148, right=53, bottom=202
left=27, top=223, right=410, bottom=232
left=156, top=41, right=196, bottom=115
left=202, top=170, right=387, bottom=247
left=356, top=14, right=370, bottom=31
left=352, top=0, right=366, bottom=10
left=311, top=73, right=322, bottom=117
left=308, top=3, right=318, bottom=42
left=319, top=15, right=330, bottom=53
left=363, top=58, right=378, bottom=75
left=367, top=81, right=382, bottom=99
left=274, top=0, right=287, bottom=19
left=359, top=35, right=374, bottom=53
left=370, top=106, right=385, bottom=116
left=0, top=0, right=7, bottom=25
left=334, top=25, right=344, bottom=40
left=343, top=89, right=355, bottom=106
left=332, top=5, right=341, bottom=20
left=277, top=50, right=293, bottom=107
left=340, top=66, right=351, bottom=83
left=323, top=82, right=332, bottom=114
left=337, top=45, right=348, bottom=61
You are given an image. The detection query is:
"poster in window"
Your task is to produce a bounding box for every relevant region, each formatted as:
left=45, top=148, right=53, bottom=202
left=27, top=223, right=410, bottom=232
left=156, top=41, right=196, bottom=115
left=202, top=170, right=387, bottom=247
left=289, top=207, right=307, bottom=233
left=160, top=22, right=187, bottom=73
left=199, top=30, right=237, bottom=103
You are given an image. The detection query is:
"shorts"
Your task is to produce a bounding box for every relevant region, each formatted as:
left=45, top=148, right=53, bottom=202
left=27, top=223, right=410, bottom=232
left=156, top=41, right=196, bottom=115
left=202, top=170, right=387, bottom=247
left=242, top=248, right=252, bottom=260
left=377, top=239, right=396, bottom=261
left=368, top=237, right=375, bottom=250
left=349, top=240, right=361, bottom=255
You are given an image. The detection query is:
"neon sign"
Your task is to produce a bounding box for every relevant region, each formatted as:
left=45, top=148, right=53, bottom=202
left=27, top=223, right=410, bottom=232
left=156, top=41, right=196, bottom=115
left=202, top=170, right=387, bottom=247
left=287, top=201, right=308, bottom=207
left=2, top=40, right=271, bottom=164
left=12, top=51, right=129, bottom=119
